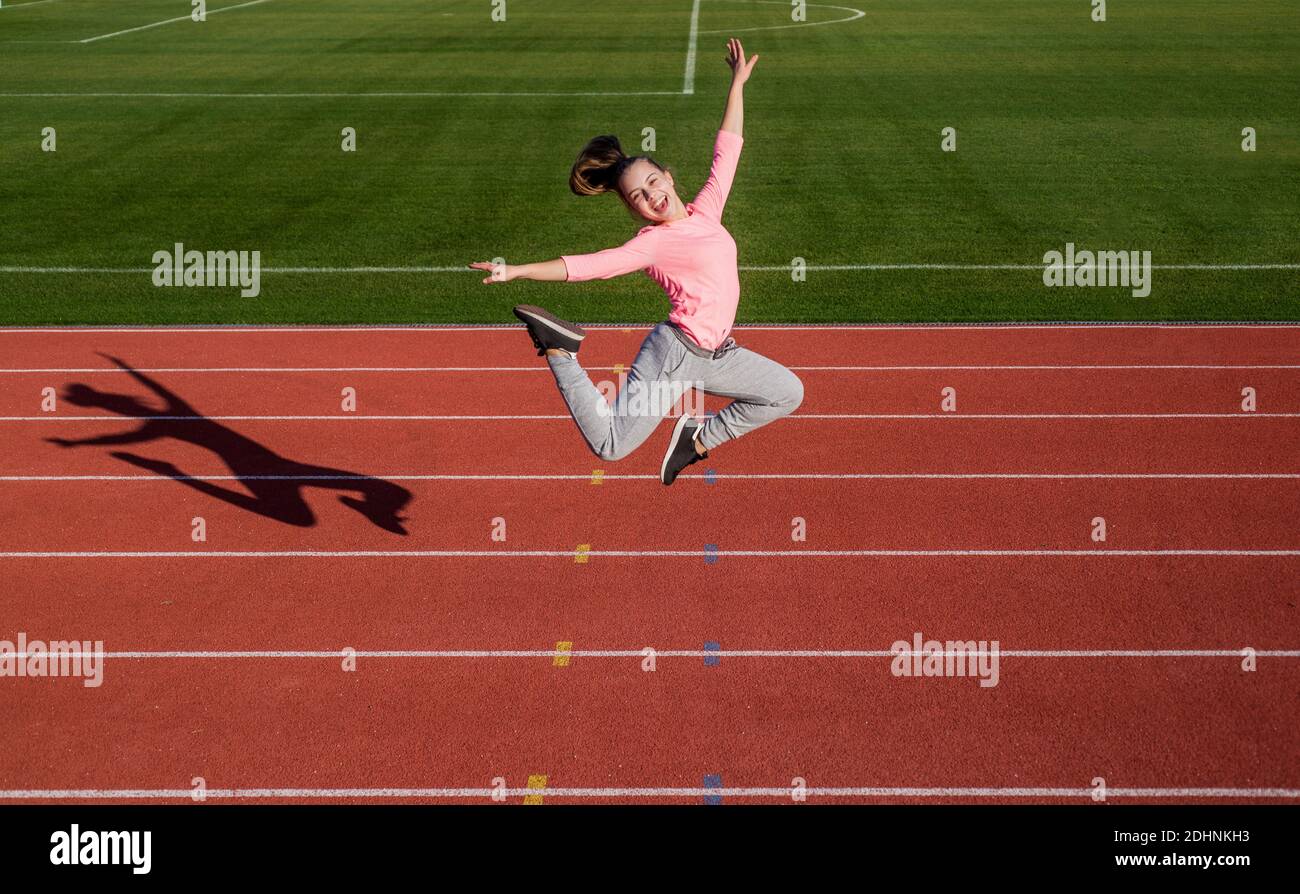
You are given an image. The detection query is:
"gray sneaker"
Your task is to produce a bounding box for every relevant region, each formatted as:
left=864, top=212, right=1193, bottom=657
left=660, top=414, right=707, bottom=485
left=513, top=305, right=585, bottom=357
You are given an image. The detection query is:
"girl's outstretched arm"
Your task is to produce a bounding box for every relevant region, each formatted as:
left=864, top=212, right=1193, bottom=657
left=471, top=227, right=659, bottom=285
left=721, top=37, right=758, bottom=137
left=468, top=259, right=567, bottom=284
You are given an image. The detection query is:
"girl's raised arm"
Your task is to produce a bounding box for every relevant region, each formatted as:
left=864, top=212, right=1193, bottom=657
left=692, top=39, right=757, bottom=221
left=721, top=37, right=758, bottom=137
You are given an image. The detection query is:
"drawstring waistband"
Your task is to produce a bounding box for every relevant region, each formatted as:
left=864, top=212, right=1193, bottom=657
left=665, top=321, right=738, bottom=360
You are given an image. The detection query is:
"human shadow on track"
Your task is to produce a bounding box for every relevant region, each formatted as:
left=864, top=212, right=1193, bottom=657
left=45, top=354, right=412, bottom=535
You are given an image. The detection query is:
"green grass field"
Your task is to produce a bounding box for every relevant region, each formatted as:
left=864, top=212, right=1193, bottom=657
left=0, top=0, right=1296, bottom=324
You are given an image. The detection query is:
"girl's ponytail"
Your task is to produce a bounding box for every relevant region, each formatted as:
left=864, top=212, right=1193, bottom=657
left=569, top=134, right=629, bottom=196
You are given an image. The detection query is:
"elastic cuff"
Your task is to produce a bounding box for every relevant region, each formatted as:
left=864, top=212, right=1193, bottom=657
left=696, top=422, right=724, bottom=452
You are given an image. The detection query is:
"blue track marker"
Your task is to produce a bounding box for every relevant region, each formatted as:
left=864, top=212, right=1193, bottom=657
left=703, top=774, right=723, bottom=805
left=704, top=543, right=718, bottom=564
left=704, top=468, right=717, bottom=485
left=704, top=642, right=721, bottom=666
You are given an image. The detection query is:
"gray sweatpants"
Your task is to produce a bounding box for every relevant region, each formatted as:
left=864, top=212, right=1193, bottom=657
left=545, top=322, right=803, bottom=460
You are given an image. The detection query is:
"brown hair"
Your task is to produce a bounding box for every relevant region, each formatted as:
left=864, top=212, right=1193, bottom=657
left=569, top=135, right=671, bottom=211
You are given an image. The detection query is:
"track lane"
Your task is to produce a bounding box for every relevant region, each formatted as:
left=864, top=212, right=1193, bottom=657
left=3, top=556, right=1296, bottom=653
left=2, top=416, right=1299, bottom=477
left=0, top=659, right=1295, bottom=804
left=1, top=367, right=1297, bottom=416
left=1, top=477, right=1297, bottom=552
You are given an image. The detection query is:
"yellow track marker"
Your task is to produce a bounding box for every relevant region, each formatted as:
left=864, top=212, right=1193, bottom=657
left=590, top=469, right=604, bottom=485
left=524, top=774, right=548, bottom=805
left=574, top=544, right=591, bottom=564
left=613, top=363, right=625, bottom=374
left=553, top=641, right=573, bottom=667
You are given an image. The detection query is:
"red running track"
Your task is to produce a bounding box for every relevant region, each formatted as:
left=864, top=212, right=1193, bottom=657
left=0, top=325, right=1297, bottom=804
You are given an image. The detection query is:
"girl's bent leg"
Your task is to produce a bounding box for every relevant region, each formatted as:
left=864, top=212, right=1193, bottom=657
left=695, top=346, right=804, bottom=451
left=545, top=325, right=687, bottom=461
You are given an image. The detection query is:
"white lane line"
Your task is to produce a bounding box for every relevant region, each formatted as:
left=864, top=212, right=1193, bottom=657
left=0, top=324, right=1297, bottom=333
left=3, top=263, right=1298, bottom=272
left=12, top=414, right=1300, bottom=422
left=17, top=649, right=1300, bottom=659
left=699, top=0, right=866, bottom=36
left=772, top=413, right=1300, bottom=419
left=3, top=549, right=1299, bottom=557
left=783, top=364, right=1300, bottom=371
left=14, top=414, right=572, bottom=420
left=0, top=367, right=570, bottom=373
left=79, top=0, right=274, bottom=44
left=3, top=364, right=1299, bottom=372
left=3, top=472, right=1298, bottom=482
left=683, top=0, right=702, bottom=95
left=0, top=787, right=1295, bottom=800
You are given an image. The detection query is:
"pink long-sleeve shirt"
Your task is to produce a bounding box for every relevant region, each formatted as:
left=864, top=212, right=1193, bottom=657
left=561, top=129, right=744, bottom=351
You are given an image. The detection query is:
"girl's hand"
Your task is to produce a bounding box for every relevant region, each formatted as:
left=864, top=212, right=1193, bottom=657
left=468, top=260, right=513, bottom=284
left=725, top=38, right=758, bottom=84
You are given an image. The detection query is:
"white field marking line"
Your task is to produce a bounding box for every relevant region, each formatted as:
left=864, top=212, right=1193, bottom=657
left=78, top=0, right=274, bottom=44
left=4, top=263, right=1299, bottom=273
left=16, top=649, right=1300, bottom=659
left=745, top=263, right=1300, bottom=271
left=5, top=363, right=1294, bottom=374
left=4, top=472, right=1299, bottom=483
left=0, top=787, right=1296, bottom=800
left=1, top=324, right=1298, bottom=333
left=4, top=550, right=1300, bottom=558
left=698, top=0, right=866, bottom=36
left=683, top=0, right=701, bottom=95
left=0, top=90, right=686, bottom=97
left=0, top=0, right=70, bottom=9
left=13, top=413, right=1300, bottom=421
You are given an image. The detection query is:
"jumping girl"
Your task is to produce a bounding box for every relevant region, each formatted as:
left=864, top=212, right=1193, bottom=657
left=469, top=38, right=803, bottom=485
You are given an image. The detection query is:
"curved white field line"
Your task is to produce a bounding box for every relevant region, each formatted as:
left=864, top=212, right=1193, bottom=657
left=698, top=0, right=866, bottom=36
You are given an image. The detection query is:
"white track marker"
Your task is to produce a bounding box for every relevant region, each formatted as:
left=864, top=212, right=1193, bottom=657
left=699, top=0, right=866, bottom=36
left=683, top=0, right=702, bottom=94
left=0, top=786, right=1295, bottom=800
left=79, top=0, right=274, bottom=44
left=3, top=472, right=1298, bottom=482
left=3, top=549, right=1299, bottom=558
left=12, top=412, right=1300, bottom=421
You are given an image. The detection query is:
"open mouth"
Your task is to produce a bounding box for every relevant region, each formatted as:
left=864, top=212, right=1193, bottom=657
left=652, top=197, right=668, bottom=214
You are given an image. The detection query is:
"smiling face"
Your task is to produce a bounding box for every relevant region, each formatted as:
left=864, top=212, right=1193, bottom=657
left=618, top=158, right=683, bottom=224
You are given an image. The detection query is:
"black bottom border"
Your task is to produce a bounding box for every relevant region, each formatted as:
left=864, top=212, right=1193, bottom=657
left=0, top=803, right=1292, bottom=880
